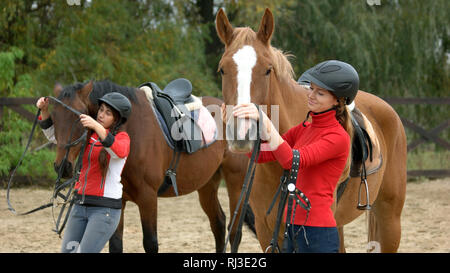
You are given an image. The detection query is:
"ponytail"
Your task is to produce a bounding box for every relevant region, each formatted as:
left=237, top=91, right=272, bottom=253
left=335, top=97, right=353, bottom=181
left=98, top=109, right=123, bottom=179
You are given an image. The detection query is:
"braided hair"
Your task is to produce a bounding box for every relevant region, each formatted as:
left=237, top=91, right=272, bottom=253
left=335, top=97, right=354, bottom=181
left=96, top=104, right=124, bottom=179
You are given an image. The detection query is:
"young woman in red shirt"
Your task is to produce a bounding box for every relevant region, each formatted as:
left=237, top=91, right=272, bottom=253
left=227, top=60, right=358, bottom=253
left=37, top=92, right=131, bottom=253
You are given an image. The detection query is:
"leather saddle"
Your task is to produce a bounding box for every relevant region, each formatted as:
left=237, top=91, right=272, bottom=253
left=139, top=78, right=203, bottom=155
left=157, top=77, right=195, bottom=105
left=139, top=78, right=207, bottom=196
left=349, top=108, right=383, bottom=178
left=336, top=107, right=383, bottom=206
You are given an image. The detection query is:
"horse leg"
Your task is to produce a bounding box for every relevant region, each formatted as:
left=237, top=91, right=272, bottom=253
left=136, top=188, right=159, bottom=253
left=337, top=226, right=346, bottom=253
left=197, top=170, right=226, bottom=252
left=109, top=200, right=127, bottom=253
left=221, top=159, right=249, bottom=252
left=369, top=198, right=404, bottom=252
left=369, top=166, right=406, bottom=252
left=254, top=215, right=277, bottom=252
left=221, top=152, right=259, bottom=251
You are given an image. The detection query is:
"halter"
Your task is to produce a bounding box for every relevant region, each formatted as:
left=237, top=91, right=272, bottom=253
left=6, top=96, right=88, bottom=236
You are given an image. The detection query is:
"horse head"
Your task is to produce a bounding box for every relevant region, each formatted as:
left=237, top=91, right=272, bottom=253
left=216, top=8, right=297, bottom=153
left=50, top=81, right=94, bottom=178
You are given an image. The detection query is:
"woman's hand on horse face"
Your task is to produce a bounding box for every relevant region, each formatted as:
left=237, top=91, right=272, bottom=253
left=232, top=103, right=260, bottom=121
left=233, top=103, right=284, bottom=150
left=36, top=97, right=50, bottom=120
left=233, top=103, right=271, bottom=130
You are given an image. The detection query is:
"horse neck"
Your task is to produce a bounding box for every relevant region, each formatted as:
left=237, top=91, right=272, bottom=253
left=268, top=77, right=309, bottom=134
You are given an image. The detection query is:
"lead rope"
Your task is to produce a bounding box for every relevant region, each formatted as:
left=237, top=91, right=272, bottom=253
left=6, top=109, right=42, bottom=214
left=6, top=96, right=87, bottom=237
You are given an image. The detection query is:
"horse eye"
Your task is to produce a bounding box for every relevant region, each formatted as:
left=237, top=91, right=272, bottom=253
left=219, top=68, right=225, bottom=75
left=265, top=68, right=272, bottom=76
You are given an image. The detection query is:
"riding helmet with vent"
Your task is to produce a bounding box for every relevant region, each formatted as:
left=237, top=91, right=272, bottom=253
left=298, top=60, right=359, bottom=105
left=98, top=92, right=132, bottom=122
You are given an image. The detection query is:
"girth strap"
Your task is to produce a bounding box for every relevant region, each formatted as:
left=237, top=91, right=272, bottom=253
left=158, top=148, right=182, bottom=196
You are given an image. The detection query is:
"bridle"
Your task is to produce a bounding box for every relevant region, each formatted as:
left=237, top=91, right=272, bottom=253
left=222, top=104, right=311, bottom=253
left=6, top=96, right=88, bottom=236
left=223, top=105, right=262, bottom=253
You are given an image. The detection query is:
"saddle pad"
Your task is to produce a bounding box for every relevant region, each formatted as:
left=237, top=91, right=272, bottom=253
left=196, top=102, right=217, bottom=146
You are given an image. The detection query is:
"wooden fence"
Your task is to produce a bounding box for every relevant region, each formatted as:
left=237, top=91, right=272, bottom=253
left=1, top=96, right=449, bottom=178
left=383, top=97, right=450, bottom=178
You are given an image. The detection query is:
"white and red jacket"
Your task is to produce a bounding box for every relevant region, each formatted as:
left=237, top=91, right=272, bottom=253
left=39, top=116, right=130, bottom=209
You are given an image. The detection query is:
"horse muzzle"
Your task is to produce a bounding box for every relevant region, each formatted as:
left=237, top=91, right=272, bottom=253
left=225, top=117, right=258, bottom=153
left=54, top=161, right=73, bottom=179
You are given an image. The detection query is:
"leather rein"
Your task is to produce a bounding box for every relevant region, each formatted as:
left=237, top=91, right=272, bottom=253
left=222, top=105, right=312, bottom=253
left=6, top=96, right=88, bottom=235
left=223, top=105, right=263, bottom=253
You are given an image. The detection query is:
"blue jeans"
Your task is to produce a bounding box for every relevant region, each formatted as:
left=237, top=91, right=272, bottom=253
left=61, top=204, right=121, bottom=253
left=282, top=225, right=339, bottom=253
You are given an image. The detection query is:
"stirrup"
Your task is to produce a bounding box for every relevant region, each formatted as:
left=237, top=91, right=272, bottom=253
left=265, top=243, right=280, bottom=253
left=357, top=178, right=372, bottom=210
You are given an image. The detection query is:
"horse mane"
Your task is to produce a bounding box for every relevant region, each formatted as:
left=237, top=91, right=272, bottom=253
left=223, top=27, right=296, bottom=83
left=58, top=80, right=138, bottom=104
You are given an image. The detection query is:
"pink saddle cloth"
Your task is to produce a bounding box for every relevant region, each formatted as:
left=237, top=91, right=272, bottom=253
left=197, top=105, right=217, bottom=146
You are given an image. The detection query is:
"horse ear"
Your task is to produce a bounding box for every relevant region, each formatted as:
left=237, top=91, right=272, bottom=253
left=53, top=82, right=63, bottom=97
left=79, top=80, right=93, bottom=103
left=216, top=8, right=234, bottom=46
left=257, top=8, right=274, bottom=45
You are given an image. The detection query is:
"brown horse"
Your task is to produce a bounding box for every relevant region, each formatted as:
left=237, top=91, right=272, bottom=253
left=216, top=8, right=407, bottom=252
left=48, top=79, right=251, bottom=252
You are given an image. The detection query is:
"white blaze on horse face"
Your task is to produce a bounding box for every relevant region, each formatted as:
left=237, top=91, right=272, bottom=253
left=232, top=45, right=257, bottom=104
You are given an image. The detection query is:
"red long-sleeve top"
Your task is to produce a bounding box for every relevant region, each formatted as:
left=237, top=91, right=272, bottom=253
left=255, top=110, right=350, bottom=227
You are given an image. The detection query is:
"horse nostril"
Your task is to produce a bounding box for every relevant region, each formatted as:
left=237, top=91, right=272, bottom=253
left=65, top=162, right=73, bottom=175
left=54, top=162, right=73, bottom=178
left=62, top=162, right=73, bottom=178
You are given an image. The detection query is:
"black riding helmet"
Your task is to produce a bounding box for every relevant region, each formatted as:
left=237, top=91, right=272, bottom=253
left=298, top=60, right=359, bottom=105
left=97, top=92, right=132, bottom=123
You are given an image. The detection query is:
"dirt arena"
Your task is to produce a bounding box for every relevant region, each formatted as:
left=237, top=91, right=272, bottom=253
left=1, top=178, right=449, bottom=253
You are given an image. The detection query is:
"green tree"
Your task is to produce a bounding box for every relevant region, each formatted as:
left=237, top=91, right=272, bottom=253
left=273, top=0, right=449, bottom=147
left=0, top=47, right=55, bottom=184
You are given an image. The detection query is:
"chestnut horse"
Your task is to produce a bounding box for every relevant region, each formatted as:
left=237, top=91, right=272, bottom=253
left=216, top=8, right=407, bottom=252
left=48, top=80, right=251, bottom=252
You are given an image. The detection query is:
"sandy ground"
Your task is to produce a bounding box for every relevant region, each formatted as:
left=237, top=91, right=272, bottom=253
left=1, top=178, right=449, bottom=253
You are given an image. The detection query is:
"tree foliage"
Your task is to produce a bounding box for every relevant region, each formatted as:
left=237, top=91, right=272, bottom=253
left=0, top=47, right=55, bottom=182
left=1, top=0, right=448, bottom=182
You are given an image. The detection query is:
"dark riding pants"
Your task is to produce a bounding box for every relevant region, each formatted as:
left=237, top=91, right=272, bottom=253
left=282, top=225, right=339, bottom=253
